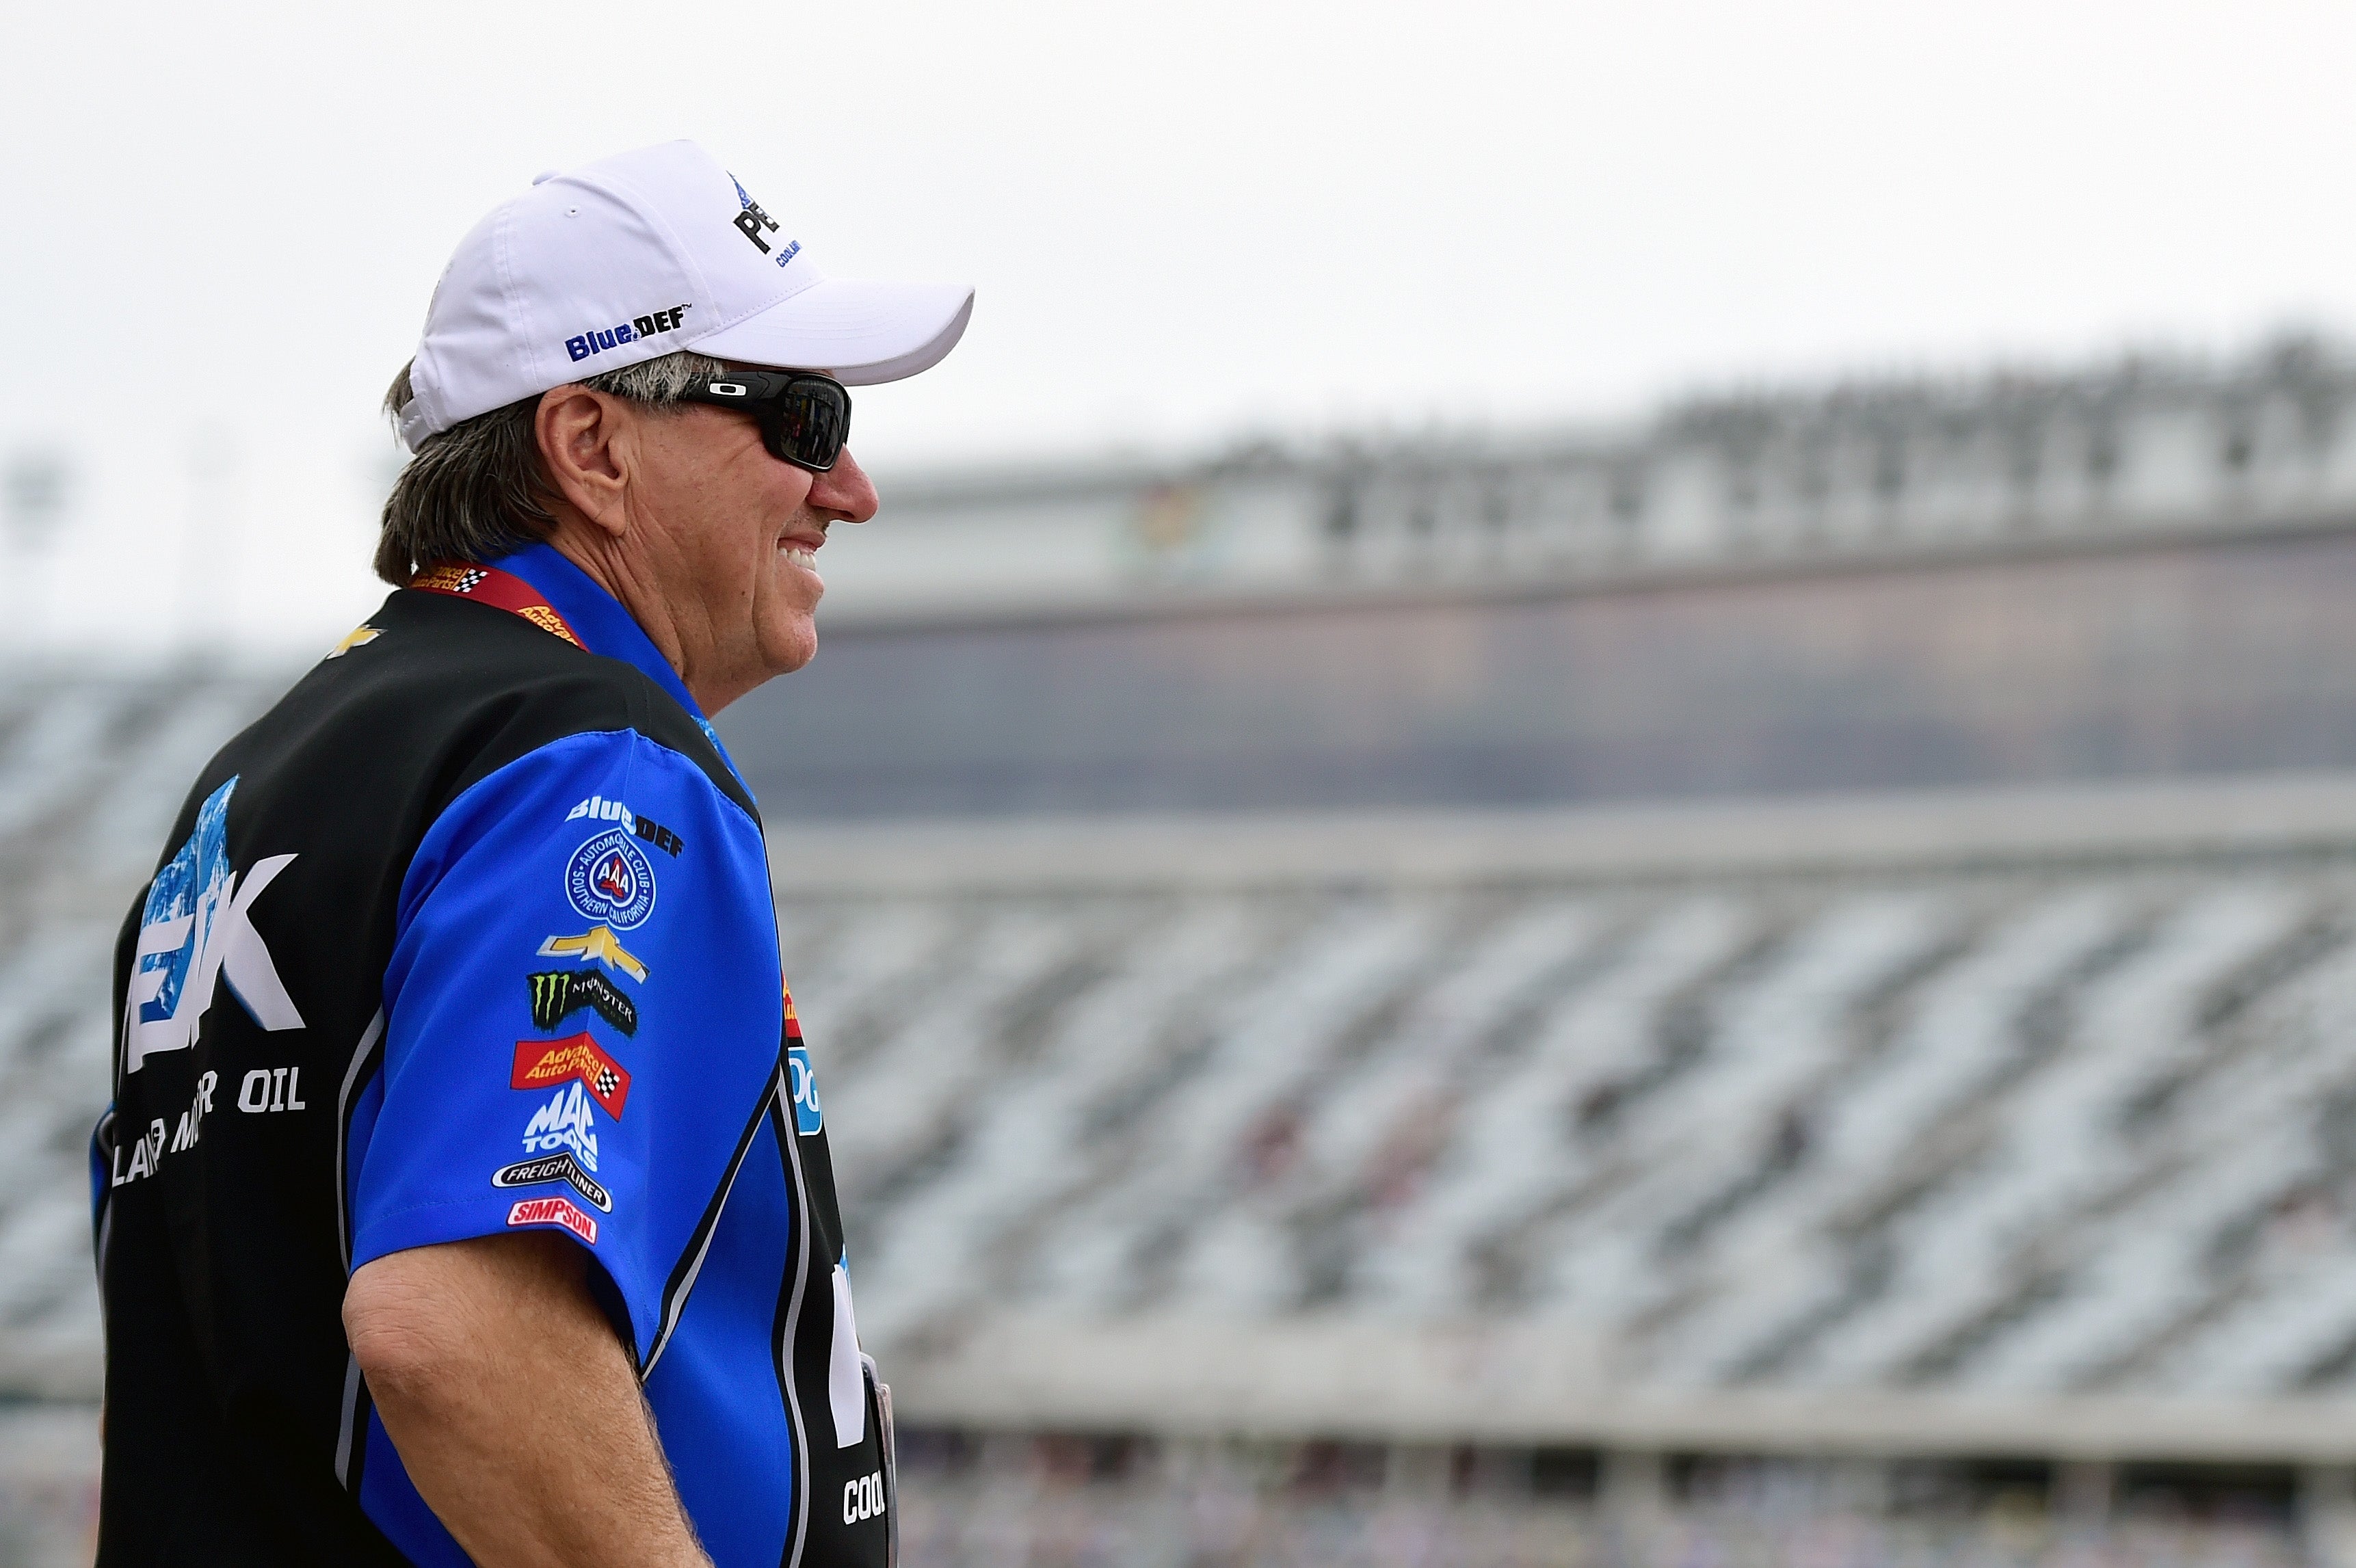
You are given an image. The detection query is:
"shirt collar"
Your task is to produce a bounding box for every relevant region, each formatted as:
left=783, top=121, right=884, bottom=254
left=484, top=543, right=754, bottom=798
left=488, top=542, right=706, bottom=721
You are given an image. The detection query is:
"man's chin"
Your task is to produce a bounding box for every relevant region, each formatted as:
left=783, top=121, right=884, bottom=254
left=761, top=619, right=819, bottom=679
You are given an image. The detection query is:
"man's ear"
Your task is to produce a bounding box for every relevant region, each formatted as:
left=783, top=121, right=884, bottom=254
left=535, top=387, right=635, bottom=537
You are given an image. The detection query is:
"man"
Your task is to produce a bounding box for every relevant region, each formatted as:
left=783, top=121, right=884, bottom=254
left=92, top=140, right=971, bottom=1566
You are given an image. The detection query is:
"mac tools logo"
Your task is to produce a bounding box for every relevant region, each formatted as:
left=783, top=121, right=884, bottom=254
left=123, top=777, right=304, bottom=1073
left=565, top=829, right=656, bottom=929
left=519, top=1080, right=601, bottom=1171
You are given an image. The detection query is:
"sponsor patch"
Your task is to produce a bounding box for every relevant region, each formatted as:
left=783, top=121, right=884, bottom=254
left=564, top=795, right=685, bottom=856
left=566, top=828, right=657, bottom=929
left=326, top=624, right=382, bottom=658
left=537, top=925, right=648, bottom=983
left=507, top=1195, right=597, bottom=1244
left=844, top=1471, right=887, bottom=1524
left=513, top=1033, right=631, bottom=1118
left=528, top=970, right=638, bottom=1035
left=123, top=775, right=304, bottom=1074
left=518, top=1080, right=601, bottom=1171
left=782, top=981, right=822, bottom=1133
left=788, top=1042, right=824, bottom=1136
left=492, top=1151, right=613, bottom=1212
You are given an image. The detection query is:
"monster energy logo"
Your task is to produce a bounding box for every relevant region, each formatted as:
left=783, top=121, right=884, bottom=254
left=527, top=970, right=638, bottom=1036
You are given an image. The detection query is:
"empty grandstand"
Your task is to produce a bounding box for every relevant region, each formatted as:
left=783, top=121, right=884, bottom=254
left=10, top=342, right=2356, bottom=1564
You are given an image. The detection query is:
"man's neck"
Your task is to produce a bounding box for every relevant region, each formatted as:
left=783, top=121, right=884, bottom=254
left=540, top=524, right=703, bottom=700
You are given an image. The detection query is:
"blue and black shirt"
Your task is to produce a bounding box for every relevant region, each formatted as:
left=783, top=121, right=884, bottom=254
left=94, top=544, right=892, bottom=1566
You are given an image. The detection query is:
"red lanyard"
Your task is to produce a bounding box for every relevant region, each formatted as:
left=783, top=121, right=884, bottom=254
left=409, top=563, right=587, bottom=651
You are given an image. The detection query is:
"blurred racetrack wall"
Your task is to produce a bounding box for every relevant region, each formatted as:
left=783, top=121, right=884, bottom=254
left=16, top=339, right=2356, bottom=1563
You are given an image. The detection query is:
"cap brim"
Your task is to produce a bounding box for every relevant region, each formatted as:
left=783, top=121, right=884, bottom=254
left=692, top=277, right=974, bottom=386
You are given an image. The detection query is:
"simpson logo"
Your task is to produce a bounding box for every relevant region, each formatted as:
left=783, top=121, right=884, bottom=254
left=492, top=1152, right=613, bottom=1213
left=528, top=970, right=638, bottom=1035
left=513, top=1033, right=631, bottom=1118
left=566, top=828, right=657, bottom=929
left=564, top=795, right=685, bottom=856
left=537, top=925, right=648, bottom=983
left=507, top=1195, right=597, bottom=1244
left=564, top=303, right=691, bottom=363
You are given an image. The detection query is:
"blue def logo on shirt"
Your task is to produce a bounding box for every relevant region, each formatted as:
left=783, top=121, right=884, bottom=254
left=566, top=829, right=657, bottom=929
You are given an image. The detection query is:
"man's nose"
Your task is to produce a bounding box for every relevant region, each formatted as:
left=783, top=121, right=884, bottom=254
left=810, top=449, right=879, bottom=524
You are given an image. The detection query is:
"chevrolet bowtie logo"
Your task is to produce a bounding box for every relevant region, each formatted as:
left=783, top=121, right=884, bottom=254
left=326, top=624, right=383, bottom=659
left=537, top=925, right=648, bottom=983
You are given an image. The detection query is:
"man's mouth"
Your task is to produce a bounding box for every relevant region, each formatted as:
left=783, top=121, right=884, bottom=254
left=779, top=546, right=819, bottom=572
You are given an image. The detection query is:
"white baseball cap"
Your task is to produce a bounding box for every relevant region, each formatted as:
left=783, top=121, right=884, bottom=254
left=395, top=140, right=974, bottom=452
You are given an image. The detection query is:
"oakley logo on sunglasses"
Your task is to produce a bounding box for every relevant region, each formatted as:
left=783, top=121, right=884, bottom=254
left=677, top=372, right=852, bottom=473
left=564, top=304, right=693, bottom=364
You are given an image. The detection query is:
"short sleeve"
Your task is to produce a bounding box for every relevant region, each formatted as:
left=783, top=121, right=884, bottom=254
left=351, top=728, right=783, bottom=1361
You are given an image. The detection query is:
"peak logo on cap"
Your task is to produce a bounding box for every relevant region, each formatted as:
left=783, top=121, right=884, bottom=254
left=729, top=174, right=802, bottom=269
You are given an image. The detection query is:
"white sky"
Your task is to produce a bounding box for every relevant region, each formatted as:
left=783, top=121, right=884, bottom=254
left=5, top=0, right=2355, bottom=651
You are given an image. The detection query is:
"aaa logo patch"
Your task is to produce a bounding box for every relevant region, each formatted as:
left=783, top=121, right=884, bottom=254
left=565, top=828, right=657, bottom=929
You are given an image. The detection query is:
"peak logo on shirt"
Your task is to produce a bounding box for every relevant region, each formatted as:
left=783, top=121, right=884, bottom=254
left=513, top=1034, right=631, bottom=1118
left=527, top=970, right=638, bottom=1036
left=518, top=1080, right=602, bottom=1171
left=566, top=829, right=657, bottom=929
left=124, top=776, right=305, bottom=1074
left=565, top=795, right=685, bottom=856
left=537, top=926, right=648, bottom=983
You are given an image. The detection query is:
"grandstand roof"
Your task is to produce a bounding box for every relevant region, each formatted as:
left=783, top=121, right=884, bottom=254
left=817, top=335, right=2356, bottom=627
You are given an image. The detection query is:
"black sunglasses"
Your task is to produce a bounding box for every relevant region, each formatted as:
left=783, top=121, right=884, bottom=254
left=676, top=371, right=852, bottom=473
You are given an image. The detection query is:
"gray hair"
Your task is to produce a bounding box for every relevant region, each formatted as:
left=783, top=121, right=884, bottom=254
left=373, top=350, right=729, bottom=586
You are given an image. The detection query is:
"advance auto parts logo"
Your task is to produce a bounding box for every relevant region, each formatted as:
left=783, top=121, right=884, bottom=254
left=565, top=828, right=656, bottom=929
left=513, top=1034, right=631, bottom=1119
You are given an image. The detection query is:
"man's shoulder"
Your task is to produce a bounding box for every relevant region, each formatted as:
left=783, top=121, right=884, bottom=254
left=236, top=588, right=755, bottom=827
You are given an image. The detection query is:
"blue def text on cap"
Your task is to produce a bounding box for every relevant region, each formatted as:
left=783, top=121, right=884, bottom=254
left=566, top=304, right=692, bottom=363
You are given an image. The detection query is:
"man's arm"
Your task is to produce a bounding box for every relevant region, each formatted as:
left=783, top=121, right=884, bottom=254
left=343, top=1234, right=709, bottom=1568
